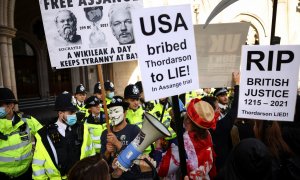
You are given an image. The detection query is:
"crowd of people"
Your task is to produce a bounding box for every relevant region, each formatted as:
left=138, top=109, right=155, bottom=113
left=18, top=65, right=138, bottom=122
left=0, top=72, right=299, bottom=179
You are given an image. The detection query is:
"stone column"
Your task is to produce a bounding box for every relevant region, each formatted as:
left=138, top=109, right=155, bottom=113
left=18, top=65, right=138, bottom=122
left=0, top=26, right=16, bottom=92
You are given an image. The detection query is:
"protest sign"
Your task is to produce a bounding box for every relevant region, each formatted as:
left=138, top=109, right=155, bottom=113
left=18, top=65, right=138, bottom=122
left=39, top=0, right=142, bottom=69
left=131, top=4, right=199, bottom=101
left=238, top=45, right=300, bottom=121
left=194, top=23, right=249, bottom=88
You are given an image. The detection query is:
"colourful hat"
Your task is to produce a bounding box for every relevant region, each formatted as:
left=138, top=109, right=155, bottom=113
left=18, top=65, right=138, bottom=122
left=187, top=98, right=219, bottom=129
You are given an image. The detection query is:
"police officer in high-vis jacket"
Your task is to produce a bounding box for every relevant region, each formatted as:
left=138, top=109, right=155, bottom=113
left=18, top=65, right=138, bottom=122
left=104, top=80, right=115, bottom=105
left=0, top=87, right=43, bottom=179
left=73, top=84, right=88, bottom=121
left=84, top=96, right=106, bottom=153
left=32, top=91, right=95, bottom=179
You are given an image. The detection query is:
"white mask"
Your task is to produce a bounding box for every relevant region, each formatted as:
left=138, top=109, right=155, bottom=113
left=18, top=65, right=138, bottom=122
left=109, top=106, right=124, bottom=126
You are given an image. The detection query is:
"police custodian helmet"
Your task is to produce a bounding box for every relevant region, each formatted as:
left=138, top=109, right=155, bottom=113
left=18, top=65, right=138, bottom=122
left=54, top=91, right=77, bottom=112
left=0, top=87, right=18, bottom=104
left=124, top=84, right=140, bottom=99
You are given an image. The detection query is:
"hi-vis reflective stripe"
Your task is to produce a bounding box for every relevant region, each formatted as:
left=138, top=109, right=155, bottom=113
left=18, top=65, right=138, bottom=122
left=0, top=141, right=30, bottom=153
left=85, top=144, right=93, bottom=152
left=0, top=151, right=31, bottom=162
left=136, top=122, right=143, bottom=126
left=94, top=144, right=101, bottom=149
left=33, top=168, right=54, bottom=176
left=32, top=159, right=45, bottom=166
left=91, top=135, right=100, bottom=141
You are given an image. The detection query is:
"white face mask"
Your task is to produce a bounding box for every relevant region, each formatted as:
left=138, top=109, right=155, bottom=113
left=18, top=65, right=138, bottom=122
left=109, top=106, right=124, bottom=126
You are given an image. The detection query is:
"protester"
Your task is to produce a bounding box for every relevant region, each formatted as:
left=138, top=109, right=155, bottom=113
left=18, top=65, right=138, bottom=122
left=32, top=91, right=95, bottom=179
left=54, top=10, right=82, bottom=46
left=0, top=87, right=43, bottom=179
left=157, top=99, right=219, bottom=179
left=68, top=155, right=110, bottom=180
left=254, top=120, right=294, bottom=180
left=108, top=3, right=135, bottom=45
left=215, top=138, right=272, bottom=180
left=101, top=96, right=154, bottom=179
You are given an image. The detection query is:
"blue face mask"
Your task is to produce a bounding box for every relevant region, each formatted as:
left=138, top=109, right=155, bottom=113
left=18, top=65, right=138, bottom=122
left=66, top=114, right=77, bottom=126
left=0, top=107, right=7, bottom=118
left=107, top=92, right=114, bottom=99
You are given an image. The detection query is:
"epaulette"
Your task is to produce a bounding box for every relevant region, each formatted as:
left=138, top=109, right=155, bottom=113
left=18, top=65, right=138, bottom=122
left=47, top=124, right=60, bottom=144
left=21, top=113, right=31, bottom=119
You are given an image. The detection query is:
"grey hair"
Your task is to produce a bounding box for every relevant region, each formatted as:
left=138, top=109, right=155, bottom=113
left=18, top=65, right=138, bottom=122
left=55, top=10, right=77, bottom=27
left=108, top=3, right=134, bottom=26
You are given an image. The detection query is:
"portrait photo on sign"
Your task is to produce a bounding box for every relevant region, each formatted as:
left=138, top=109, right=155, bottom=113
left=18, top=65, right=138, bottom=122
left=53, top=10, right=82, bottom=46
left=84, top=6, right=107, bottom=48
left=108, top=3, right=135, bottom=45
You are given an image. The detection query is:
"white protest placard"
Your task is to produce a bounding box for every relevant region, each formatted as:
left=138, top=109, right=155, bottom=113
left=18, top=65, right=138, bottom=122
left=39, top=0, right=142, bottom=69
left=131, top=4, right=199, bottom=101
left=194, top=23, right=249, bottom=88
left=238, top=45, right=300, bottom=121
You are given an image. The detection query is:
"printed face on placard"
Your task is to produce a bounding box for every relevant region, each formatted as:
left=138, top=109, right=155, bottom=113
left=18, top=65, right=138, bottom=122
left=55, top=10, right=77, bottom=41
left=110, top=9, right=134, bottom=45
left=109, top=106, right=124, bottom=126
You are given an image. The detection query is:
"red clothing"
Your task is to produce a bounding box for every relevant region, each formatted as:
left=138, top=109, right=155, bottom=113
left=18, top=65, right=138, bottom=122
left=158, top=131, right=216, bottom=179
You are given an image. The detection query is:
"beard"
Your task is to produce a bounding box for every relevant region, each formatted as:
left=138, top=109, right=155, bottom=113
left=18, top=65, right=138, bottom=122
left=58, top=26, right=76, bottom=42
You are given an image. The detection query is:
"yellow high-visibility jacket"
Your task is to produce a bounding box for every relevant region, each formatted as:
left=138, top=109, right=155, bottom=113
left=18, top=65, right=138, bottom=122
left=0, top=113, right=42, bottom=178
left=32, top=123, right=95, bottom=179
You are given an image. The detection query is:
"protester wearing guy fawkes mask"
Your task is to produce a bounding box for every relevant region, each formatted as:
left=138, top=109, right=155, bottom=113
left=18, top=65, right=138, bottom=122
left=32, top=91, right=95, bottom=179
left=100, top=96, right=154, bottom=179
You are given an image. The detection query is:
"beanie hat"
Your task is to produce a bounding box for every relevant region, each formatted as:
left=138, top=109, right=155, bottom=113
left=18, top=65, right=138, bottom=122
left=107, top=96, right=129, bottom=110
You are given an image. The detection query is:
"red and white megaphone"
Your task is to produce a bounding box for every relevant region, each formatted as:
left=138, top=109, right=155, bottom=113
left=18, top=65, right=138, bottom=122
left=115, top=112, right=171, bottom=171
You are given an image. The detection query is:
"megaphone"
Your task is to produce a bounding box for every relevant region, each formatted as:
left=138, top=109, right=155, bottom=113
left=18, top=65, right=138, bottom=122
left=115, top=112, right=171, bottom=171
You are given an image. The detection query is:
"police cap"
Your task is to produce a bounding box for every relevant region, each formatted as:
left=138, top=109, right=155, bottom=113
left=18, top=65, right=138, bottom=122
left=75, top=84, right=87, bottom=94
left=54, top=91, right=77, bottom=112
left=124, top=84, right=140, bottom=99
left=135, top=81, right=143, bottom=93
left=104, top=80, right=115, bottom=91
left=214, top=87, right=228, bottom=97
left=94, top=82, right=102, bottom=94
left=85, top=96, right=101, bottom=108
left=0, top=87, right=18, bottom=104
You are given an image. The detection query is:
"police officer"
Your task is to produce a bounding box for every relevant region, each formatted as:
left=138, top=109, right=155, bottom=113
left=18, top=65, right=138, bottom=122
left=93, top=82, right=102, bottom=100
left=124, top=84, right=152, bottom=154
left=124, top=84, right=143, bottom=128
left=84, top=96, right=106, bottom=153
left=32, top=91, right=95, bottom=179
left=73, top=84, right=88, bottom=121
left=0, top=87, right=43, bottom=179
left=213, top=87, right=229, bottom=119
left=135, top=81, right=156, bottom=112
left=104, top=80, right=115, bottom=105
